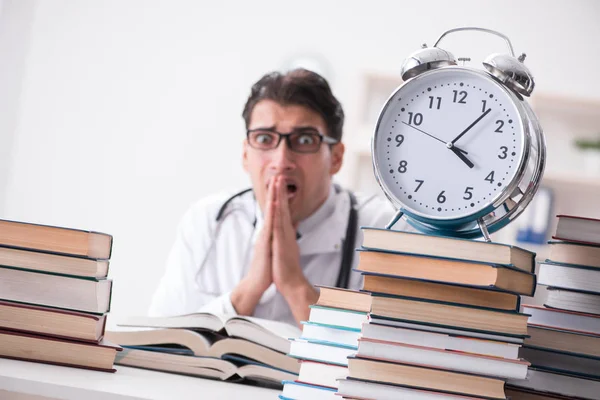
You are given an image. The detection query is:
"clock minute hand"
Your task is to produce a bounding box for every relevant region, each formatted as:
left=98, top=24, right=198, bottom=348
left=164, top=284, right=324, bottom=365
left=401, top=121, right=446, bottom=145
left=451, top=108, right=491, bottom=144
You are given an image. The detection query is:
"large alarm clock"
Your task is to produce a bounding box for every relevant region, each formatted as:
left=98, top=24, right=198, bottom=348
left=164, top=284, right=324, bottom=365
left=372, top=27, right=546, bottom=240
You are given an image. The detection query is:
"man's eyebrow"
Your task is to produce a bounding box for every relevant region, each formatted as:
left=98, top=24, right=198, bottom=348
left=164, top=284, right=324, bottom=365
left=249, top=125, right=276, bottom=131
left=292, top=126, right=320, bottom=132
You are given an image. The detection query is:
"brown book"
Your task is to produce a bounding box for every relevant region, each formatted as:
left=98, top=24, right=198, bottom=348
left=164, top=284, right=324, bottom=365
left=362, top=275, right=521, bottom=311
left=0, top=329, right=121, bottom=372
left=370, top=294, right=529, bottom=337
left=0, top=300, right=106, bottom=342
left=0, top=219, right=112, bottom=259
left=525, top=325, right=600, bottom=358
left=547, top=241, right=600, bottom=269
left=0, top=245, right=109, bottom=278
left=348, top=356, right=506, bottom=399
left=357, top=249, right=536, bottom=295
left=0, top=267, right=112, bottom=313
left=361, top=227, right=534, bottom=273
left=316, top=286, right=371, bottom=313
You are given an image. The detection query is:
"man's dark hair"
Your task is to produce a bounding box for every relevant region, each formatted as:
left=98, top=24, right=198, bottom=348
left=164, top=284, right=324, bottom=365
left=242, top=69, right=344, bottom=142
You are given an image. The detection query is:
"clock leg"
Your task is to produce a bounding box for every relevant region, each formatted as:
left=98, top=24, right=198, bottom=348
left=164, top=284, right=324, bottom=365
left=385, top=210, right=405, bottom=230
left=477, top=218, right=492, bottom=242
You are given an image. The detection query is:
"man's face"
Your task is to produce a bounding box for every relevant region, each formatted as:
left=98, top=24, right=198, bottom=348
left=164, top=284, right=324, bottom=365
left=243, top=99, right=344, bottom=225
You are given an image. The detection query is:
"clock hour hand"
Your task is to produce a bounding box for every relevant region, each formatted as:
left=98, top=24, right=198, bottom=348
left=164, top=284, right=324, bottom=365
left=401, top=121, right=446, bottom=145
left=450, top=145, right=474, bottom=168
left=451, top=108, right=491, bottom=144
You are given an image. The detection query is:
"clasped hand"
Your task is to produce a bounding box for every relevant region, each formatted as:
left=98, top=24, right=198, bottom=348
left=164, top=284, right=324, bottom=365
left=249, top=175, right=305, bottom=295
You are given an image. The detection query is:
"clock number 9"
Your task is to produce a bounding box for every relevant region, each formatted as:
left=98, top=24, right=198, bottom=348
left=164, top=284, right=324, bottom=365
left=398, top=160, right=408, bottom=173
left=437, top=191, right=446, bottom=204
left=395, top=134, right=404, bottom=147
left=407, top=112, right=423, bottom=126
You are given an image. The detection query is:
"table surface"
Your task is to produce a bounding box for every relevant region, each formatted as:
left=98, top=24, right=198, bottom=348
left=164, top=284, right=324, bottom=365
left=0, top=358, right=282, bottom=400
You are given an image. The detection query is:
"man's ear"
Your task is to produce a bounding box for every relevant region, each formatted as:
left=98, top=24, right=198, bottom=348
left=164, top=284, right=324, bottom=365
left=242, top=140, right=249, bottom=172
left=329, top=142, right=345, bottom=175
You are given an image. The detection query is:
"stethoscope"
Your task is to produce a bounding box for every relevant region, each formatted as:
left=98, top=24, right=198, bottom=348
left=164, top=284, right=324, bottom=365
left=211, top=185, right=358, bottom=289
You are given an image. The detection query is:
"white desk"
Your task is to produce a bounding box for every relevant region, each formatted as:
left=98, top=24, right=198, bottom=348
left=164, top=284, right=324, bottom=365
left=0, top=358, right=281, bottom=400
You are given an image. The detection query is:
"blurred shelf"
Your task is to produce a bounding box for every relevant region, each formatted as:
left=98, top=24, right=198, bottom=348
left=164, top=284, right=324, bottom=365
left=542, top=172, right=600, bottom=189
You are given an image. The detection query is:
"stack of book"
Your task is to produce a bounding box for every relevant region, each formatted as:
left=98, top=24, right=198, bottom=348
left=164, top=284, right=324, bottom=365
left=282, top=286, right=370, bottom=399
left=506, top=215, right=600, bottom=399
left=0, top=219, right=120, bottom=372
left=283, top=227, right=540, bottom=400
left=106, top=312, right=302, bottom=387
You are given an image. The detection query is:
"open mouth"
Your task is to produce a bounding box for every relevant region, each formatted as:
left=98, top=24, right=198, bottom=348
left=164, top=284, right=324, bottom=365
left=286, top=183, right=298, bottom=194
left=266, top=179, right=298, bottom=200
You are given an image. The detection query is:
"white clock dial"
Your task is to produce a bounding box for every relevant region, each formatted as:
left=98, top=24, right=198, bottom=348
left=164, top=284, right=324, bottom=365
left=373, top=68, right=526, bottom=221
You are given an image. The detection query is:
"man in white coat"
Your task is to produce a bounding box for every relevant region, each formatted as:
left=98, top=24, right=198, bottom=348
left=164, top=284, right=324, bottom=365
left=149, top=69, right=404, bottom=326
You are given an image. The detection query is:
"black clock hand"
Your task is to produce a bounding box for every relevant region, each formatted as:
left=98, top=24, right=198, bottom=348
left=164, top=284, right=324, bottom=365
left=401, top=121, right=446, bottom=144
left=451, top=108, right=491, bottom=144
left=450, top=146, right=474, bottom=168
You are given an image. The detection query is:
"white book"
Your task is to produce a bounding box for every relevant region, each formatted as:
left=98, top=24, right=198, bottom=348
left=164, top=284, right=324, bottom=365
left=282, top=380, right=338, bottom=400
left=119, top=313, right=301, bottom=354
left=362, top=323, right=520, bottom=359
left=546, top=287, right=600, bottom=315
left=523, top=304, right=600, bottom=335
left=289, top=338, right=356, bottom=366
left=308, top=305, right=368, bottom=330
left=538, top=263, right=600, bottom=294
left=358, top=338, right=529, bottom=380
left=338, top=379, right=485, bottom=400
left=368, top=317, right=524, bottom=344
left=298, top=360, right=348, bottom=389
left=301, top=321, right=361, bottom=348
left=507, top=368, right=600, bottom=399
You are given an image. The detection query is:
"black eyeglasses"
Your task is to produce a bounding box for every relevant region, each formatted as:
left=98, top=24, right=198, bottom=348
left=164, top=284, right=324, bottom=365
left=246, top=128, right=339, bottom=154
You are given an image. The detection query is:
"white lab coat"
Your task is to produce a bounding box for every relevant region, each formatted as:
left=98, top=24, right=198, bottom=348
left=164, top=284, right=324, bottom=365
left=149, top=184, right=406, bottom=326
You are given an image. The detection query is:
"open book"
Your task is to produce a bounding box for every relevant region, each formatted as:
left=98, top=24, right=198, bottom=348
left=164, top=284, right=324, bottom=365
left=106, top=313, right=302, bottom=384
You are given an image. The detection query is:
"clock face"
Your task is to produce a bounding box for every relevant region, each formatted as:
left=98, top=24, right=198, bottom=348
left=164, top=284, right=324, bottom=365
left=373, top=67, right=527, bottom=221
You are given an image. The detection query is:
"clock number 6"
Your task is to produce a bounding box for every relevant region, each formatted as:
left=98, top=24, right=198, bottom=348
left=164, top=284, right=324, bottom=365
left=437, top=191, right=446, bottom=204
left=398, top=160, right=408, bottom=173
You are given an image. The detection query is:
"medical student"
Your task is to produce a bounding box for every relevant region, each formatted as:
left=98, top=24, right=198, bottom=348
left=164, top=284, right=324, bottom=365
left=149, top=69, right=406, bottom=326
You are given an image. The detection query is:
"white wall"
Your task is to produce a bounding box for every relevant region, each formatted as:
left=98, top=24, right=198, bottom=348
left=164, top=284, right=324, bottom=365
left=1, top=0, right=600, bottom=321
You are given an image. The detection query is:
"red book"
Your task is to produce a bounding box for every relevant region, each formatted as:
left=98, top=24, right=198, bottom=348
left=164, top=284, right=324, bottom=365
left=0, top=329, right=121, bottom=372
left=553, top=214, right=600, bottom=246
left=0, top=300, right=107, bottom=343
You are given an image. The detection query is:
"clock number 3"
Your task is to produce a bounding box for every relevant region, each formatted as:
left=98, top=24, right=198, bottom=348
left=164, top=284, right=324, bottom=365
left=498, top=146, right=508, bottom=159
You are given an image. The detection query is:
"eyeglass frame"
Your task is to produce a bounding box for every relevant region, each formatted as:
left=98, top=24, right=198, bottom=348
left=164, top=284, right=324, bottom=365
left=245, top=127, right=339, bottom=154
